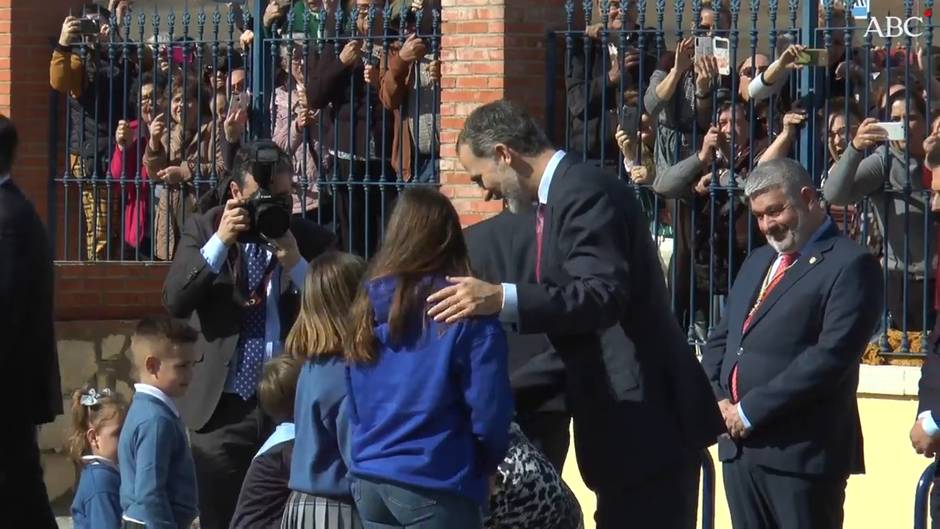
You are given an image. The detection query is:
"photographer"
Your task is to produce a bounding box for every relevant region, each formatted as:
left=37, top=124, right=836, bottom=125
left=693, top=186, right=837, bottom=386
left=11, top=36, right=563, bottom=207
left=163, top=140, right=336, bottom=529
left=50, top=2, right=135, bottom=260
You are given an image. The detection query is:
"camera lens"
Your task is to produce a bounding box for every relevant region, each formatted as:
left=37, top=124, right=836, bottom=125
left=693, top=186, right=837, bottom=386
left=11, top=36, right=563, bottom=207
left=255, top=202, right=291, bottom=239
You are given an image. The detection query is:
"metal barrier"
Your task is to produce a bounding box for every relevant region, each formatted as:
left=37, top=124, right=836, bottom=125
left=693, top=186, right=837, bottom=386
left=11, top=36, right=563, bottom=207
left=915, top=461, right=937, bottom=529
left=545, top=0, right=940, bottom=356
left=701, top=448, right=716, bottom=529
left=48, top=0, right=441, bottom=263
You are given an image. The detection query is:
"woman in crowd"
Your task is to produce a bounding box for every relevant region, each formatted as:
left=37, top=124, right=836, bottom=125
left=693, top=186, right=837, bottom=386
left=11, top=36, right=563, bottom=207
left=345, top=187, right=513, bottom=529
left=143, top=81, right=224, bottom=260
left=111, top=72, right=167, bottom=260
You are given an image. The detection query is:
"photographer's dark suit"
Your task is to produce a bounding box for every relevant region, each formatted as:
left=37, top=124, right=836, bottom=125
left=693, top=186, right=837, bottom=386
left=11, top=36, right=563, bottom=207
left=163, top=206, right=334, bottom=529
left=0, top=176, right=61, bottom=529
left=464, top=210, right=570, bottom=471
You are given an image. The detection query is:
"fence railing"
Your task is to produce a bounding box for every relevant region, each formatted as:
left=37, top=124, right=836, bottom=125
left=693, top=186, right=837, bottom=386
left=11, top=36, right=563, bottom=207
left=49, top=1, right=441, bottom=263
left=545, top=0, right=940, bottom=356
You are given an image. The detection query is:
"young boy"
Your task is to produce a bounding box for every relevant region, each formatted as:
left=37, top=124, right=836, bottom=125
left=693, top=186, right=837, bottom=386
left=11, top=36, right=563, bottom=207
left=119, top=316, right=200, bottom=529
left=229, top=355, right=301, bottom=529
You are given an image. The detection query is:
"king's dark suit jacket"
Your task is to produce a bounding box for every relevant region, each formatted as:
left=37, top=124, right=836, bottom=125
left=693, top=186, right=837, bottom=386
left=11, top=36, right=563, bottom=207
left=0, top=178, right=61, bottom=426
left=163, top=206, right=335, bottom=430
left=702, top=223, right=883, bottom=477
left=464, top=210, right=565, bottom=416
left=517, top=154, right=724, bottom=489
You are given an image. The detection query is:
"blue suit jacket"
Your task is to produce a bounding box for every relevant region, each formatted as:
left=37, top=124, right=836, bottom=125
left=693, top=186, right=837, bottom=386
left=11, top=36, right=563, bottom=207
left=702, top=222, right=883, bottom=478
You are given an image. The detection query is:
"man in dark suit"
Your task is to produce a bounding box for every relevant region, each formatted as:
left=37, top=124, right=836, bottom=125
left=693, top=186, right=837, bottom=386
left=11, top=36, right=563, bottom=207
left=701, top=158, right=883, bottom=528
left=163, top=141, right=335, bottom=529
left=430, top=99, right=724, bottom=529
left=0, top=117, right=61, bottom=528
left=464, top=210, right=570, bottom=471
left=911, top=321, right=940, bottom=528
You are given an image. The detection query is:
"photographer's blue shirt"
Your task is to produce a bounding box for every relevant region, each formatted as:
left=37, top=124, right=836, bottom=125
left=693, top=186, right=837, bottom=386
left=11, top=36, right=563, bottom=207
left=200, top=234, right=308, bottom=394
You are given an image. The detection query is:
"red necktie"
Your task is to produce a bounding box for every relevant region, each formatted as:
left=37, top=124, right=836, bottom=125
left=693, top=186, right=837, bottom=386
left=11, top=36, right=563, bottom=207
left=535, top=204, right=545, bottom=282
left=731, top=252, right=799, bottom=402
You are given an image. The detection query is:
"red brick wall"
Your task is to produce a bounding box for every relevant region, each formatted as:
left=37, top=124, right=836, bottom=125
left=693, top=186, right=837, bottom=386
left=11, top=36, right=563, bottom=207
left=439, top=0, right=570, bottom=227
left=438, top=0, right=505, bottom=227
left=55, top=263, right=169, bottom=321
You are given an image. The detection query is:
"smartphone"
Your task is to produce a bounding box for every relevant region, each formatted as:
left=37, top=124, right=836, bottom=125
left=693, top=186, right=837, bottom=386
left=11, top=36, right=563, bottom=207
left=713, top=37, right=730, bottom=76
left=874, top=121, right=906, bottom=141
left=795, top=48, right=829, bottom=66
left=694, top=36, right=713, bottom=62
left=79, top=18, right=101, bottom=36
left=230, top=92, right=249, bottom=114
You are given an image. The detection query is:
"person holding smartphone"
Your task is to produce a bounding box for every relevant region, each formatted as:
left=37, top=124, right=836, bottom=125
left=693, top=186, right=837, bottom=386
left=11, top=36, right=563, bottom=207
left=824, top=91, right=937, bottom=333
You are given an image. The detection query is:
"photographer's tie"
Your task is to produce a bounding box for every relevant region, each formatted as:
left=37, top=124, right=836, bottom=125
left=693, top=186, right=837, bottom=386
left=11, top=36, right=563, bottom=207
left=233, top=243, right=269, bottom=400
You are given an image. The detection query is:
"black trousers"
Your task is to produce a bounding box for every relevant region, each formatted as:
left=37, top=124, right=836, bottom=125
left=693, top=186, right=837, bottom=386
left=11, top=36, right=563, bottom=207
left=0, top=421, right=56, bottom=529
left=516, top=411, right=571, bottom=474
left=594, top=448, right=701, bottom=529
left=190, top=393, right=273, bottom=529
left=723, top=459, right=847, bottom=529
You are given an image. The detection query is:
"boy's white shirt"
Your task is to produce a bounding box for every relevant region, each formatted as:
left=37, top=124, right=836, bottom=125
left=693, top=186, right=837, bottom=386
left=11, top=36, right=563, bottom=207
left=134, top=383, right=180, bottom=418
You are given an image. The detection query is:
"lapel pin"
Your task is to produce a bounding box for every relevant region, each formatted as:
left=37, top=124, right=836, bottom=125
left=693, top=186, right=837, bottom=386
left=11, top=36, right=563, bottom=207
left=809, top=256, right=817, bottom=264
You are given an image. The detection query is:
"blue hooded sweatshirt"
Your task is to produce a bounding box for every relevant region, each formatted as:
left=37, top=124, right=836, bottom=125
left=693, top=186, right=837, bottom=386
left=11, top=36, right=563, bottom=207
left=346, top=275, right=514, bottom=504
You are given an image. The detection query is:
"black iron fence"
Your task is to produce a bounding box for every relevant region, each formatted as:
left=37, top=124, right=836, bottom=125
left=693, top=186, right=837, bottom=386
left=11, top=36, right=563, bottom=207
left=49, top=1, right=441, bottom=263
left=546, top=0, right=940, bottom=355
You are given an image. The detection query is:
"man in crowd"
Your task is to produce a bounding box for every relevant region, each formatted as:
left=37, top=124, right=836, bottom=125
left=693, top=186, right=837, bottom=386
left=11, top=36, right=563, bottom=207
left=702, top=158, right=883, bottom=528
left=163, top=141, right=335, bottom=529
left=0, top=117, right=62, bottom=528
left=429, top=99, right=723, bottom=529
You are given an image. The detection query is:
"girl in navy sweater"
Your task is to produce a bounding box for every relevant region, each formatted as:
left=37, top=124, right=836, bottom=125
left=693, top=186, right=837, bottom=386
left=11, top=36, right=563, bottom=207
left=68, top=385, right=128, bottom=529
left=282, top=251, right=367, bottom=529
left=345, top=188, right=514, bottom=529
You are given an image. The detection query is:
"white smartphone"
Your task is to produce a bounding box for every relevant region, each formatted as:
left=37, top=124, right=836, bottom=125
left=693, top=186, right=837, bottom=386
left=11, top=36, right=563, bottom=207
left=874, top=121, right=905, bottom=141
left=713, top=37, right=730, bottom=76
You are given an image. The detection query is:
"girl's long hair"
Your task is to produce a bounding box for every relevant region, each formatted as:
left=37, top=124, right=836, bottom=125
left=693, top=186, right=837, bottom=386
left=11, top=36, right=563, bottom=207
left=67, top=385, right=127, bottom=463
left=284, top=251, right=367, bottom=360
left=346, top=187, right=471, bottom=364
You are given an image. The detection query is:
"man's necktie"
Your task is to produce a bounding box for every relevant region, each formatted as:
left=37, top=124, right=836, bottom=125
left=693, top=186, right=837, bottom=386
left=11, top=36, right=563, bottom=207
left=233, top=243, right=268, bottom=400
left=730, top=252, right=799, bottom=402
left=535, top=203, right=545, bottom=282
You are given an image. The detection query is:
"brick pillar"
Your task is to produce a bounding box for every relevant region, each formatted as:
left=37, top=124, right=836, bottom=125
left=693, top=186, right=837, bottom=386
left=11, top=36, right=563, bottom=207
left=8, top=0, right=77, bottom=224
left=439, top=0, right=569, bottom=226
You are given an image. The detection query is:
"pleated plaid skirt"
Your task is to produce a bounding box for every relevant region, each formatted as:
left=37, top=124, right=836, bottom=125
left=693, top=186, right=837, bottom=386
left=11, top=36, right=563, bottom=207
left=281, top=491, right=363, bottom=529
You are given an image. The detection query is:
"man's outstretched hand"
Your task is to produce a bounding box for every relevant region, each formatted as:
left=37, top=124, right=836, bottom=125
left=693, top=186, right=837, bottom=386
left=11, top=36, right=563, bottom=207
left=426, top=276, right=503, bottom=323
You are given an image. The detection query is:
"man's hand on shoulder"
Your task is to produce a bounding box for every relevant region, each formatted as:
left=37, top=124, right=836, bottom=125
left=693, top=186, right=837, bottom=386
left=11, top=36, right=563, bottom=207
left=426, top=277, right=503, bottom=324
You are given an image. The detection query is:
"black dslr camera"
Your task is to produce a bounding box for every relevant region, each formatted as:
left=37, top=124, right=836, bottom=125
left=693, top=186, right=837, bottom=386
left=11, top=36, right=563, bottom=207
left=239, top=140, right=292, bottom=243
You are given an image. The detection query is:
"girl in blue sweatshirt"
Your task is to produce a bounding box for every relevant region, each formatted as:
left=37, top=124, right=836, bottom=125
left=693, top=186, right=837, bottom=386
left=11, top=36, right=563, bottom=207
left=345, top=188, right=514, bottom=529
left=68, top=386, right=128, bottom=529
left=282, top=251, right=368, bottom=529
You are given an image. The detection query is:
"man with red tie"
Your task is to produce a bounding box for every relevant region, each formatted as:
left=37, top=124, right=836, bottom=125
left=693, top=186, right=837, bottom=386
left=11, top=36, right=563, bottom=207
left=702, top=158, right=883, bottom=529
left=428, top=99, right=724, bottom=529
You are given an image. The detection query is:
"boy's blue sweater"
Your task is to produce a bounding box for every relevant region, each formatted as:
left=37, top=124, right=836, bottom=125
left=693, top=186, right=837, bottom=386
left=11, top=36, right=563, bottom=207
left=119, top=392, right=198, bottom=529
left=346, top=275, right=514, bottom=505
left=71, top=459, right=121, bottom=529
left=289, top=356, right=353, bottom=498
